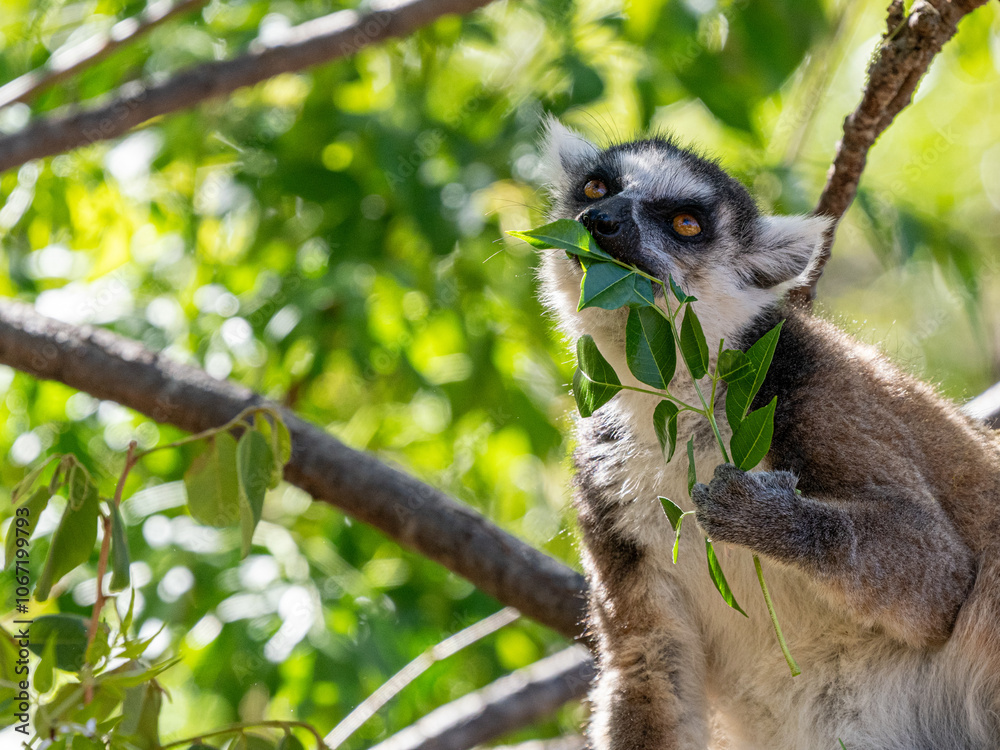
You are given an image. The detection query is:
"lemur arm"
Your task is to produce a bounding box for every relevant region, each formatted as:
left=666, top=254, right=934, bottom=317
left=692, top=464, right=976, bottom=648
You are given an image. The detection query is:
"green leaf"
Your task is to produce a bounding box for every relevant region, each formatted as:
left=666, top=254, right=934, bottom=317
left=626, top=307, right=675, bottom=389
left=237, top=429, right=273, bottom=558
left=101, top=657, right=182, bottom=689
left=669, top=276, right=696, bottom=303
left=679, top=306, right=709, bottom=379
left=5, top=486, right=49, bottom=570
left=257, top=413, right=292, bottom=489
left=12, top=455, right=60, bottom=505
left=659, top=496, right=683, bottom=529
left=508, top=219, right=613, bottom=260
left=717, top=349, right=751, bottom=382
left=686, top=437, right=697, bottom=495
left=28, top=614, right=90, bottom=671
left=725, top=320, right=783, bottom=430
left=85, top=620, right=112, bottom=667
left=277, top=736, right=306, bottom=750
left=119, top=681, right=162, bottom=750
left=108, top=502, right=131, bottom=592
left=121, top=588, right=136, bottom=636
left=35, top=476, right=100, bottom=601
left=572, top=335, right=622, bottom=417
left=184, top=432, right=241, bottom=528
left=706, top=539, right=747, bottom=616
left=652, top=400, right=679, bottom=461
left=579, top=259, right=655, bottom=311
left=34, top=636, right=56, bottom=693
left=672, top=513, right=686, bottom=563
left=731, top=397, right=777, bottom=471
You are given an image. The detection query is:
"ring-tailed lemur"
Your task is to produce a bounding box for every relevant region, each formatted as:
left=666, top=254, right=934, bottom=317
left=537, top=119, right=1000, bottom=749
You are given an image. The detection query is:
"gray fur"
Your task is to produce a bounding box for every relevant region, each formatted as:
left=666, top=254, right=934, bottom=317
left=537, top=121, right=1000, bottom=749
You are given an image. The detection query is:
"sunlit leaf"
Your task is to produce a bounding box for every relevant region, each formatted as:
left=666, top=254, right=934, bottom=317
left=35, top=476, right=99, bottom=601
left=731, top=397, right=777, bottom=471
left=706, top=540, right=747, bottom=616
left=508, top=219, right=613, bottom=260
left=717, top=349, right=751, bottom=382
left=725, top=321, right=783, bottom=430
left=184, top=433, right=240, bottom=528
left=572, top=335, right=622, bottom=417
left=579, top=259, right=655, bottom=311
left=669, top=276, right=696, bottom=304
left=237, top=429, right=273, bottom=558
left=626, top=307, right=675, bottom=389
left=34, top=636, right=56, bottom=693
left=257, top=413, right=292, bottom=488
left=5, top=486, right=49, bottom=570
left=119, top=681, right=162, bottom=750
left=652, top=400, right=679, bottom=461
left=679, top=306, right=709, bottom=379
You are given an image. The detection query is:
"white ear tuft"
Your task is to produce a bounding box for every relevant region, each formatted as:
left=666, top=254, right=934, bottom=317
left=746, top=214, right=832, bottom=291
left=539, top=115, right=599, bottom=183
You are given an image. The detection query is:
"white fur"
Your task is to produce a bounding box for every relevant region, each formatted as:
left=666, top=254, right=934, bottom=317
left=540, top=116, right=599, bottom=185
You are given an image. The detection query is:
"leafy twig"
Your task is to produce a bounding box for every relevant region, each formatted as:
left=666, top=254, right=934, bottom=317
left=0, top=0, right=207, bottom=109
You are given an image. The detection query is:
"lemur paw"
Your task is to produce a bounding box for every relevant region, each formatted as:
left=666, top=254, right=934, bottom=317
left=691, top=464, right=799, bottom=546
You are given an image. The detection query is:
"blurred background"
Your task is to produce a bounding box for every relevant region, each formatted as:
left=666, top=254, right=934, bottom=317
left=0, top=0, right=998, bottom=745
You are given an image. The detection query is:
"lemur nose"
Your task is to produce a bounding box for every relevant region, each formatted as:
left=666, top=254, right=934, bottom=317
left=581, top=209, right=621, bottom=238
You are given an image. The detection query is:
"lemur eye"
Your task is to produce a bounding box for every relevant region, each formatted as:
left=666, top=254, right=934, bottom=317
left=584, top=180, right=607, bottom=200
left=672, top=213, right=702, bottom=237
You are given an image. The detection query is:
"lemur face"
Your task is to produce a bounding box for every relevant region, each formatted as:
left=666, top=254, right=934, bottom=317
left=537, top=118, right=829, bottom=344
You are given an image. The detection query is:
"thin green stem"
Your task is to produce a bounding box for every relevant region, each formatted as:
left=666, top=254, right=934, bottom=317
left=618, top=383, right=700, bottom=412
left=710, top=337, right=725, bottom=408
left=653, top=284, right=732, bottom=464
left=135, top=405, right=280, bottom=460
left=754, top=555, right=800, bottom=677
left=158, top=720, right=328, bottom=750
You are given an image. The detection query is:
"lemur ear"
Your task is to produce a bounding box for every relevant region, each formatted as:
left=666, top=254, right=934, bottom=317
left=540, top=116, right=599, bottom=182
left=744, top=214, right=832, bottom=290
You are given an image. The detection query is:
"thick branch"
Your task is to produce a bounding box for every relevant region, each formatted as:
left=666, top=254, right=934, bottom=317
left=0, top=0, right=494, bottom=173
left=0, top=0, right=207, bottom=110
left=0, top=299, right=587, bottom=640
left=365, top=647, right=594, bottom=750
left=790, top=0, right=988, bottom=305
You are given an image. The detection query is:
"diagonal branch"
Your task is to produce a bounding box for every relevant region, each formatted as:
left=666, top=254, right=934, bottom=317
left=790, top=0, right=989, bottom=306
left=364, top=647, right=594, bottom=750
left=0, top=0, right=207, bottom=110
left=0, top=0, right=495, bottom=174
left=0, top=298, right=587, bottom=641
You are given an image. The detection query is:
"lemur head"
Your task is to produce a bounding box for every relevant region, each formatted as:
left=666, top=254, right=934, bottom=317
left=537, top=118, right=830, bottom=352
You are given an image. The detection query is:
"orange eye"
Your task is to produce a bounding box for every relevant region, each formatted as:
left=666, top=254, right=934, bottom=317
left=584, top=179, right=607, bottom=200
left=672, top=213, right=701, bottom=237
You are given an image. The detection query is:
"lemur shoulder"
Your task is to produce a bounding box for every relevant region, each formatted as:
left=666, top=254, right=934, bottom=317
left=537, top=119, right=1000, bottom=750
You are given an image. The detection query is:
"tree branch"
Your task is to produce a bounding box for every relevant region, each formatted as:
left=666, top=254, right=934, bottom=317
left=789, top=0, right=989, bottom=306
left=0, top=299, right=587, bottom=641
left=363, top=647, right=594, bottom=750
left=0, top=0, right=207, bottom=110
left=0, top=0, right=495, bottom=174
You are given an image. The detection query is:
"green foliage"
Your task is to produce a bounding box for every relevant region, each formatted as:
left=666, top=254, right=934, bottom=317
left=572, top=335, right=622, bottom=417
left=517, top=218, right=794, bottom=670
left=627, top=307, right=676, bottom=390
